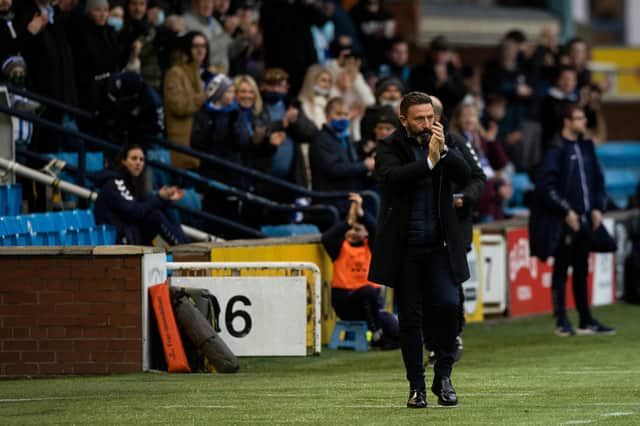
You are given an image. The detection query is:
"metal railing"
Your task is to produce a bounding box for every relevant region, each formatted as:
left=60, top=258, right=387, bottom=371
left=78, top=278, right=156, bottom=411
left=4, top=84, right=380, bottom=216
left=0, top=103, right=342, bottom=234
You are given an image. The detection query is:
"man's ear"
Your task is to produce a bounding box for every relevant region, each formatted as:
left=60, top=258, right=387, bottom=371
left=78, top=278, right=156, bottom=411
left=399, top=114, right=407, bottom=128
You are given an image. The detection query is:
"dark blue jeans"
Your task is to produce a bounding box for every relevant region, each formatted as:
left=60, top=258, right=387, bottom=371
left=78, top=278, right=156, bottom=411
left=395, top=246, right=460, bottom=391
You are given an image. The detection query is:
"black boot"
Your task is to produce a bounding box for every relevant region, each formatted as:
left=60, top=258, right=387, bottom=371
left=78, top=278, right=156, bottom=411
left=431, top=376, right=458, bottom=406
left=406, top=389, right=427, bottom=408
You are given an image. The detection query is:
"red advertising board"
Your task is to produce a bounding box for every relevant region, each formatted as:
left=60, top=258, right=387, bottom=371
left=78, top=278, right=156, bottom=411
left=506, top=228, right=594, bottom=317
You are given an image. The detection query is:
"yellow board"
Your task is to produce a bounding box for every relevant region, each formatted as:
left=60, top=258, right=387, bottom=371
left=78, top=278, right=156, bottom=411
left=464, top=228, right=484, bottom=323
left=592, top=48, right=640, bottom=95
left=211, top=244, right=336, bottom=346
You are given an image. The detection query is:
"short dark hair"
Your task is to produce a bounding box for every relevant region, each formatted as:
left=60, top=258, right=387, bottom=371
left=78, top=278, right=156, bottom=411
left=325, top=97, right=345, bottom=116
left=555, top=65, right=577, bottom=83
left=561, top=103, right=582, bottom=122
left=399, top=91, right=432, bottom=117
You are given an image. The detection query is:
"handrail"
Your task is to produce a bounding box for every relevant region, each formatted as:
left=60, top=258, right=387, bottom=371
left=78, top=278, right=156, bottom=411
left=150, top=135, right=381, bottom=218
left=1, top=84, right=379, bottom=215
left=0, top=103, right=340, bottom=226
left=4, top=83, right=95, bottom=120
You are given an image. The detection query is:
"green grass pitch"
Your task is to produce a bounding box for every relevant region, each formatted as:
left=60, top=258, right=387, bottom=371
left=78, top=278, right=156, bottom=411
left=1, top=304, right=639, bottom=425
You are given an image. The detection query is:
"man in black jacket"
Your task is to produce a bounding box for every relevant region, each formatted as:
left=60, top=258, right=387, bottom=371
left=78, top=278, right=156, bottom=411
left=530, top=104, right=615, bottom=337
left=310, top=96, right=375, bottom=215
left=368, top=92, right=471, bottom=409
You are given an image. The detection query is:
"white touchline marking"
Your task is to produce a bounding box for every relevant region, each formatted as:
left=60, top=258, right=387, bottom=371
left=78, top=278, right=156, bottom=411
left=561, top=421, right=593, bottom=425
left=559, top=370, right=640, bottom=375
left=0, top=397, right=87, bottom=403
left=161, top=405, right=237, bottom=409
left=601, top=412, right=634, bottom=417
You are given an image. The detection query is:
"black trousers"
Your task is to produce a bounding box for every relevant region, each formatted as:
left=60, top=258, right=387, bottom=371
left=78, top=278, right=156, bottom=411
left=551, top=228, right=593, bottom=325
left=395, top=246, right=460, bottom=391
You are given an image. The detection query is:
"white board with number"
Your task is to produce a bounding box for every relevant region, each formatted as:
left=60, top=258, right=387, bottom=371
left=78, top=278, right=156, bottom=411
left=170, top=276, right=307, bottom=356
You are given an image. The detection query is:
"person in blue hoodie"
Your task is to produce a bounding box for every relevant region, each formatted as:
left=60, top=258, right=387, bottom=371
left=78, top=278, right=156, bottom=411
left=94, top=144, right=190, bottom=246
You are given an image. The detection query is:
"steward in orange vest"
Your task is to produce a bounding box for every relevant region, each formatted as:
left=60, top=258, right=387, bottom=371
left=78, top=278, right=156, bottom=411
left=321, top=193, right=399, bottom=349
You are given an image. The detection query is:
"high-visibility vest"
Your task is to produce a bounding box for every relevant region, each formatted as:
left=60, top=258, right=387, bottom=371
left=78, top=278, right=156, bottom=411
left=332, top=239, right=381, bottom=290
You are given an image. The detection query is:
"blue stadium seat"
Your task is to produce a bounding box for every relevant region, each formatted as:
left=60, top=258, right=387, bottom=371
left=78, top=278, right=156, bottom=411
left=2, top=216, right=29, bottom=235
left=260, top=224, right=320, bottom=237
left=0, top=184, right=22, bottom=216
left=66, top=228, right=92, bottom=245
left=27, top=232, right=45, bottom=246
left=596, top=143, right=640, bottom=168
left=24, top=213, right=57, bottom=233
left=510, top=173, right=534, bottom=207
left=604, top=169, right=638, bottom=209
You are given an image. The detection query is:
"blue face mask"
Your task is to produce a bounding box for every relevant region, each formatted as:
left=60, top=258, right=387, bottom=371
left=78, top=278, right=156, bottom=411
left=154, top=10, right=165, bottom=27
left=262, top=91, right=285, bottom=104
left=330, top=118, right=350, bottom=134
left=107, top=16, right=123, bottom=32
left=206, top=99, right=238, bottom=113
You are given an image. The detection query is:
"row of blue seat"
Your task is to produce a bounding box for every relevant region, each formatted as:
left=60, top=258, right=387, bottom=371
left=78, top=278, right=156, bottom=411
left=0, top=225, right=117, bottom=247
left=0, top=210, right=95, bottom=236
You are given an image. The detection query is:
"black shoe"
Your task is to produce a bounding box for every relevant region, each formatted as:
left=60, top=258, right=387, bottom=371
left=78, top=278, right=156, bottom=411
left=431, top=377, right=458, bottom=406
left=406, top=389, right=427, bottom=408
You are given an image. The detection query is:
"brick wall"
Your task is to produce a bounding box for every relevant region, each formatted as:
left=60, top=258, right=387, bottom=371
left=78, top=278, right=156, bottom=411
left=0, top=251, right=145, bottom=376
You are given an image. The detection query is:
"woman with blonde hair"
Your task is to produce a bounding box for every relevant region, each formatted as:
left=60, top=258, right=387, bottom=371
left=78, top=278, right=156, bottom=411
left=298, top=64, right=333, bottom=129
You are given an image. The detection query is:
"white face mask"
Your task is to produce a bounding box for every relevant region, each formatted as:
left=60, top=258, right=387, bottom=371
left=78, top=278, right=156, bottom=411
left=379, top=98, right=400, bottom=109
left=313, top=85, right=330, bottom=97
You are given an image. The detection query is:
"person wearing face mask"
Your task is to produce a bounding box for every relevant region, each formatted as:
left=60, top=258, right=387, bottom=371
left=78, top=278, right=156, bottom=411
left=1, top=56, right=39, bottom=147
left=94, top=144, right=191, bottom=246
left=309, top=97, right=375, bottom=216
left=360, top=76, right=403, bottom=145
left=259, top=67, right=318, bottom=189
left=322, top=192, right=399, bottom=350
left=298, top=64, right=334, bottom=130
left=0, top=0, right=20, bottom=63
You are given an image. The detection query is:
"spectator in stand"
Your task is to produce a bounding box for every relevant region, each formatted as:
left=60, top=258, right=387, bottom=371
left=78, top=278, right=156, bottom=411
left=309, top=97, right=374, bottom=215
left=0, top=0, right=20, bottom=63
left=482, top=31, right=534, bottom=144
left=298, top=64, right=334, bottom=130
left=326, top=36, right=375, bottom=141
left=260, top=0, right=326, bottom=96
left=579, top=82, right=607, bottom=144
left=310, top=0, right=336, bottom=64
left=233, top=74, right=283, bottom=178
left=357, top=106, right=397, bottom=191
left=259, top=68, right=318, bottom=188
left=1, top=56, right=38, bottom=148
left=322, top=192, right=399, bottom=350
left=119, top=0, right=165, bottom=92
left=183, top=0, right=231, bottom=73
left=409, top=36, right=467, bottom=121
left=360, top=76, right=403, bottom=144
left=107, top=3, right=125, bottom=32
left=449, top=101, right=511, bottom=223
left=349, top=0, right=395, bottom=72
left=539, top=65, right=579, bottom=151
left=226, top=2, right=263, bottom=79
left=13, top=0, right=78, bottom=152
left=68, top=0, right=121, bottom=115
left=163, top=31, right=209, bottom=170
left=94, top=144, right=191, bottom=246
left=531, top=104, right=615, bottom=337
left=377, top=37, right=411, bottom=85
left=567, top=37, right=591, bottom=90
left=529, top=24, right=561, bottom=117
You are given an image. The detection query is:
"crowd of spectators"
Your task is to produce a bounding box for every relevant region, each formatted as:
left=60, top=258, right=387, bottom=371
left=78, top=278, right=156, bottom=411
left=0, top=0, right=609, bottom=229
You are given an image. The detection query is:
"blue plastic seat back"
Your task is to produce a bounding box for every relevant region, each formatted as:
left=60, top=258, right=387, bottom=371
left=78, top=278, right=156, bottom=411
left=0, top=184, right=22, bottom=216
left=3, top=216, right=29, bottom=235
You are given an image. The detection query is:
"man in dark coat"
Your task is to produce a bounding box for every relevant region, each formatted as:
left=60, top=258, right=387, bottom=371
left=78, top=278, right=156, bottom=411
left=309, top=96, right=374, bottom=215
left=368, top=92, right=471, bottom=409
left=0, top=0, right=20, bottom=63
left=530, top=104, right=615, bottom=337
